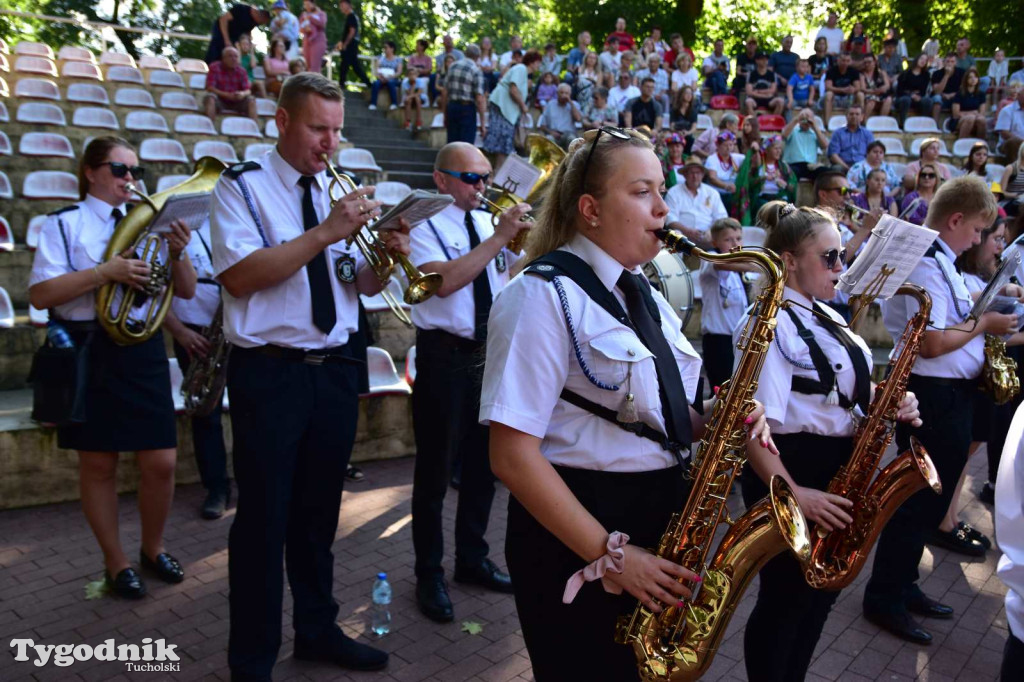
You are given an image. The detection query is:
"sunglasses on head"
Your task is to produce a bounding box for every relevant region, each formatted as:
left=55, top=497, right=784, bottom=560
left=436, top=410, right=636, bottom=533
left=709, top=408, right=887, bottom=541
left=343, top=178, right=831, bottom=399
left=438, top=169, right=490, bottom=185
left=820, top=248, right=847, bottom=269
left=581, top=126, right=632, bottom=188
left=99, top=162, right=145, bottom=179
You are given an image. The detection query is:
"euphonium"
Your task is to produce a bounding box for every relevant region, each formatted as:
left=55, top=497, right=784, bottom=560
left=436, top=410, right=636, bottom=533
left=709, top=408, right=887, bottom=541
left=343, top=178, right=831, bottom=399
left=981, top=333, right=1021, bottom=405
left=181, top=302, right=231, bottom=418
left=616, top=229, right=811, bottom=682
left=802, top=285, right=942, bottom=590
left=95, top=157, right=227, bottom=345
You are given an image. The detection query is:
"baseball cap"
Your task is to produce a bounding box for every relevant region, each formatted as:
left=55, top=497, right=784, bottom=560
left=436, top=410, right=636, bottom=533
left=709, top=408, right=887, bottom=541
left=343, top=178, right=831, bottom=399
left=272, top=0, right=287, bottom=9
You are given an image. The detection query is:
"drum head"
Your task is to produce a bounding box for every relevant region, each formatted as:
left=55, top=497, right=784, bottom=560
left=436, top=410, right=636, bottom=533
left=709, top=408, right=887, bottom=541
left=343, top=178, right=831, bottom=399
left=642, top=250, right=694, bottom=330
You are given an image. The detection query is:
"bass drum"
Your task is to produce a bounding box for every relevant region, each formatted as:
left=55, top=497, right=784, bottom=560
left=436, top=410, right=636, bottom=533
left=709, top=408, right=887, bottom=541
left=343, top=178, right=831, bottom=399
left=643, top=250, right=695, bottom=331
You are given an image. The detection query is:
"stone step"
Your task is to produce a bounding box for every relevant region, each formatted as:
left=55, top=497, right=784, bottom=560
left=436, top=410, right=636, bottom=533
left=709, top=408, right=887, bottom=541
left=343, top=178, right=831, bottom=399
left=382, top=170, right=435, bottom=190
left=0, top=249, right=34, bottom=307
left=354, top=143, right=437, bottom=164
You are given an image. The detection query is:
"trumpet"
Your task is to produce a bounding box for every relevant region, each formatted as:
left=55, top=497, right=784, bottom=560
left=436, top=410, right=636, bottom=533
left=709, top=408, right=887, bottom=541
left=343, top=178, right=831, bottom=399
left=475, top=190, right=533, bottom=253
left=844, top=201, right=872, bottom=217
left=319, top=154, right=442, bottom=326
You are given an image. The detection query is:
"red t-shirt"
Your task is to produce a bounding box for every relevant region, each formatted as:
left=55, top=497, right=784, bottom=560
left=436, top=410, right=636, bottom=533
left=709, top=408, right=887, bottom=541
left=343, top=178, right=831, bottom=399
left=608, top=31, right=635, bottom=52
left=664, top=47, right=696, bottom=68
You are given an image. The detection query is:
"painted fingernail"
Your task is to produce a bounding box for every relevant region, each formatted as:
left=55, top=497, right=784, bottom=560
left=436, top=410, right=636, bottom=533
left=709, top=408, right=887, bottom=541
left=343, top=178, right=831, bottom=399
left=713, top=385, right=720, bottom=395
left=744, top=416, right=753, bottom=424
left=677, top=600, right=685, bottom=608
left=694, top=575, right=702, bottom=583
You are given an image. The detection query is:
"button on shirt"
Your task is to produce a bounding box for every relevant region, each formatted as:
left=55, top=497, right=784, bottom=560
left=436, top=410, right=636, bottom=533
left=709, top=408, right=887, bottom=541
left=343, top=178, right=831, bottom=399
left=827, top=126, right=875, bottom=166
left=409, top=204, right=518, bottom=339
left=665, top=182, right=728, bottom=234
left=738, top=286, right=873, bottom=437
left=29, top=194, right=127, bottom=321
left=171, top=219, right=220, bottom=326
left=698, top=257, right=747, bottom=335
left=210, top=148, right=365, bottom=349
left=883, top=237, right=983, bottom=379
left=480, top=234, right=703, bottom=472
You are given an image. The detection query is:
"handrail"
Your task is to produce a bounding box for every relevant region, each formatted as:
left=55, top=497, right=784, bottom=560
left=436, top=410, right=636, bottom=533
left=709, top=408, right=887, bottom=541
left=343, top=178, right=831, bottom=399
left=0, top=8, right=210, bottom=42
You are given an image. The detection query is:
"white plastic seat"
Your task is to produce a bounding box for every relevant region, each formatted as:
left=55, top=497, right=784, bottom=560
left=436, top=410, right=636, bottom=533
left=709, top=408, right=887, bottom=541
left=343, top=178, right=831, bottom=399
left=0, top=53, right=7, bottom=73
left=188, top=74, right=207, bottom=89
left=0, top=76, right=7, bottom=97
left=0, top=217, right=13, bottom=252
left=17, top=102, right=67, bottom=126
left=362, top=347, right=412, bottom=397
left=904, top=116, right=941, bottom=134
left=890, top=162, right=908, bottom=178
left=107, top=65, right=145, bottom=84
left=987, top=164, right=1007, bottom=184
left=149, top=70, right=185, bottom=89
left=193, top=140, right=239, bottom=164
left=174, top=114, right=217, bottom=135
left=244, top=143, right=274, bottom=161
left=430, top=112, right=444, bottom=129
left=14, top=78, right=60, bottom=101
left=255, top=98, right=277, bottom=117
left=61, top=61, right=103, bottom=81
left=880, top=138, right=908, bottom=156
left=72, top=106, right=119, bottom=130
left=18, top=132, right=75, bottom=159
left=139, top=138, right=188, bottom=164
left=168, top=358, right=186, bottom=413
left=0, top=287, right=14, bottom=329
left=99, top=52, right=136, bottom=67
left=338, top=148, right=382, bottom=173
left=742, top=226, right=766, bottom=249
left=0, top=132, right=9, bottom=156
left=909, top=137, right=950, bottom=158
left=22, top=171, right=79, bottom=200
left=156, top=174, right=191, bottom=192
left=176, top=58, right=208, bottom=74
left=114, top=87, right=156, bottom=108
left=0, top=172, right=11, bottom=199
left=29, top=305, right=49, bottom=327
left=404, top=345, right=417, bottom=386
left=865, top=116, right=901, bottom=133
left=57, top=46, right=95, bottom=63
left=0, top=38, right=7, bottom=54
left=15, top=42, right=54, bottom=59
left=221, top=116, right=262, bottom=138
left=125, top=110, right=169, bottom=133
left=827, top=115, right=846, bottom=132
left=160, top=91, right=198, bottom=111
left=67, top=83, right=110, bottom=105
left=952, top=138, right=987, bottom=158
left=265, top=119, right=279, bottom=138
left=374, top=181, right=412, bottom=207
left=252, top=66, right=266, bottom=80
left=14, top=56, right=57, bottom=77
left=26, top=215, right=47, bottom=249
left=696, top=114, right=713, bottom=130
left=139, top=55, right=173, bottom=71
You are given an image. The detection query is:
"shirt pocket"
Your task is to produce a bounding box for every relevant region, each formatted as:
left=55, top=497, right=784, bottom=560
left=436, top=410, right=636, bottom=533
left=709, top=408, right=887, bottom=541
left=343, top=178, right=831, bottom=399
left=587, top=331, right=659, bottom=410
left=75, top=237, right=107, bottom=271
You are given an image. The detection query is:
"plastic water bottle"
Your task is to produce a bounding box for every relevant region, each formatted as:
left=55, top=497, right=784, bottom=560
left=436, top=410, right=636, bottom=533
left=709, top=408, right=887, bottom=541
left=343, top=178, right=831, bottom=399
left=370, top=572, right=392, bottom=636
left=46, top=321, right=74, bottom=349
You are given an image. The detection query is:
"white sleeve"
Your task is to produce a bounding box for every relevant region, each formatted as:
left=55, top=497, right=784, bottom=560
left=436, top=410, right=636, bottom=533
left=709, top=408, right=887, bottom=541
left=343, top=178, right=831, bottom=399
left=29, top=213, right=73, bottom=287
left=908, top=259, right=949, bottom=329
left=210, top=176, right=269, bottom=276
left=997, top=406, right=1024, bottom=605
left=751, top=319, right=795, bottom=428
left=409, top=220, right=450, bottom=269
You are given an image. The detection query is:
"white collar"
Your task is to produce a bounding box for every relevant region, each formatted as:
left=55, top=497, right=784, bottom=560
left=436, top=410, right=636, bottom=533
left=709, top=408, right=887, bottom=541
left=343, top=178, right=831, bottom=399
left=564, top=233, right=636, bottom=292
left=269, top=146, right=326, bottom=193
left=935, top=236, right=957, bottom=261
left=783, top=285, right=816, bottom=320
left=83, top=193, right=127, bottom=222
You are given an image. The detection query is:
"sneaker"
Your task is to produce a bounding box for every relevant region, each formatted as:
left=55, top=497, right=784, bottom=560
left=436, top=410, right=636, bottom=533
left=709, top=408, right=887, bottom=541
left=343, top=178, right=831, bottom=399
left=368, top=104, right=377, bottom=111
left=389, top=104, right=397, bottom=111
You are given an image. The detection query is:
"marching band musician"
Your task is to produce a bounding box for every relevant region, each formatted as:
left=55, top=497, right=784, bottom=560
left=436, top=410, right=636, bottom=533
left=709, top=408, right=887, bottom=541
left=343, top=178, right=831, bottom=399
left=162, top=217, right=232, bottom=520
left=209, top=73, right=395, bottom=680
left=480, top=127, right=773, bottom=681
left=863, top=175, right=1018, bottom=644
left=408, top=142, right=530, bottom=623
left=738, top=202, right=921, bottom=681
left=28, top=136, right=195, bottom=598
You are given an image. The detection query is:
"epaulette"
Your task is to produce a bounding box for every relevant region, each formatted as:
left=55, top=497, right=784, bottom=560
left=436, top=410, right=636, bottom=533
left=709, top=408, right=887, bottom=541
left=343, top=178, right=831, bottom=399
left=224, top=161, right=262, bottom=179
left=524, top=260, right=559, bottom=281
left=47, top=205, right=80, bottom=217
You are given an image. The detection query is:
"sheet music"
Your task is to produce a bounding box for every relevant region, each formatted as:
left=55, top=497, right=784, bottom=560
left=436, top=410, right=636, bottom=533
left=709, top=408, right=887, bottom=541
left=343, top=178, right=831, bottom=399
left=835, top=215, right=938, bottom=300
left=493, top=155, right=541, bottom=197
left=970, top=247, right=1023, bottom=319
left=372, top=190, right=454, bottom=232
left=147, top=192, right=213, bottom=234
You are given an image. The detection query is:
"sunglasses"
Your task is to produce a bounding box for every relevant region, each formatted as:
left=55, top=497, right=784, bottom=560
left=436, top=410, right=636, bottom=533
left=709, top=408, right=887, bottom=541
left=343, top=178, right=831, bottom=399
left=99, top=162, right=146, bottom=179
left=919, top=173, right=937, bottom=179
left=820, top=248, right=847, bottom=269
left=581, top=126, right=631, bottom=188
left=438, top=169, right=490, bottom=185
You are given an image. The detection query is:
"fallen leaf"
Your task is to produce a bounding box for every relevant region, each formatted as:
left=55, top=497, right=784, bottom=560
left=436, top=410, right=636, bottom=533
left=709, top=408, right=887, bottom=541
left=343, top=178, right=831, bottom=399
left=84, top=580, right=109, bottom=600
left=461, top=621, right=484, bottom=635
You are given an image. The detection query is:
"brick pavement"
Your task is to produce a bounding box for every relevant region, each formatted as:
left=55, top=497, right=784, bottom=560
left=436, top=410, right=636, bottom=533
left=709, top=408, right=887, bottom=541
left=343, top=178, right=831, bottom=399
left=0, top=449, right=1011, bottom=681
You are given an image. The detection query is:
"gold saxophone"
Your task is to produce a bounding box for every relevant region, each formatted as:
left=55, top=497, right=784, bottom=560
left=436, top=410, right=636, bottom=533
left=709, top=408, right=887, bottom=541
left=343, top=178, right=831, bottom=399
left=981, top=334, right=1021, bottom=405
left=616, top=228, right=812, bottom=682
left=802, top=285, right=942, bottom=590
left=180, top=301, right=231, bottom=418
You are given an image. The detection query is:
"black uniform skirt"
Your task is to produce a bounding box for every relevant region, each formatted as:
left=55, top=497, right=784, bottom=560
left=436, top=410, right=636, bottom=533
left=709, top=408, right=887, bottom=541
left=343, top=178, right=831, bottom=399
left=57, top=325, right=177, bottom=452
left=505, top=463, right=689, bottom=682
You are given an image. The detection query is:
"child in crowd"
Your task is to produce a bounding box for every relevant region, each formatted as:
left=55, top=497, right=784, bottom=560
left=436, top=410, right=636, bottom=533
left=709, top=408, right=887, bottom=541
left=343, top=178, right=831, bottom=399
left=236, top=33, right=267, bottom=98
left=698, top=218, right=751, bottom=391
left=535, top=71, right=559, bottom=108
left=540, top=43, right=562, bottom=76
left=787, top=58, right=816, bottom=111
left=401, top=65, right=424, bottom=130
left=288, top=57, right=307, bottom=75
left=988, top=49, right=1008, bottom=104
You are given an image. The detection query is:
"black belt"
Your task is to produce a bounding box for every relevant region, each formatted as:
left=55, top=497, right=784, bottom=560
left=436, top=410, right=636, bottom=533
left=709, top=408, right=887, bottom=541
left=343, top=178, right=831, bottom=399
left=53, top=319, right=100, bottom=332
left=244, top=343, right=359, bottom=366
left=909, top=373, right=979, bottom=389
left=449, top=99, right=474, bottom=105
left=416, top=328, right=483, bottom=353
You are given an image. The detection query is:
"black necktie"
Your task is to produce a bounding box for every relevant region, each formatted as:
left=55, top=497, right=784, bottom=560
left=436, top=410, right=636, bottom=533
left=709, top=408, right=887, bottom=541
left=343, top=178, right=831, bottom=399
left=812, top=301, right=871, bottom=414
left=298, top=175, right=337, bottom=334
left=111, top=208, right=123, bottom=225
left=617, top=270, right=693, bottom=449
left=465, top=211, right=493, bottom=341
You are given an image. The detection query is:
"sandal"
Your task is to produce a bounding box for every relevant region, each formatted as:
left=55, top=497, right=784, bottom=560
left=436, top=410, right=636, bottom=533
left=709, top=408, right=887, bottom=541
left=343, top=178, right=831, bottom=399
left=957, top=521, right=991, bottom=550
left=346, top=464, right=366, bottom=483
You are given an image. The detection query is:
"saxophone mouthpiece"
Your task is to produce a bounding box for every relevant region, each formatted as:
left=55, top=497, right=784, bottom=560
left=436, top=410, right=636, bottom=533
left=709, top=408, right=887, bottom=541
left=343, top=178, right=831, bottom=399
left=656, top=228, right=696, bottom=255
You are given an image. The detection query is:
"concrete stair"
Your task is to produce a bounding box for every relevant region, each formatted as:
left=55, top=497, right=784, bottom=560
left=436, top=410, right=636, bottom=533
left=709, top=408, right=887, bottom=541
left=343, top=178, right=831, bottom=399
left=343, top=97, right=436, bottom=190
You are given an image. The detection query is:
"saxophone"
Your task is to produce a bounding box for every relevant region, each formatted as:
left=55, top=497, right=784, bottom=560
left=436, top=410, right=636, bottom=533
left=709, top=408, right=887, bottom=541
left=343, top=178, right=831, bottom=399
left=981, top=333, right=1021, bottom=406
left=181, top=301, right=231, bottom=418
left=616, top=229, right=812, bottom=682
left=802, top=285, right=942, bottom=590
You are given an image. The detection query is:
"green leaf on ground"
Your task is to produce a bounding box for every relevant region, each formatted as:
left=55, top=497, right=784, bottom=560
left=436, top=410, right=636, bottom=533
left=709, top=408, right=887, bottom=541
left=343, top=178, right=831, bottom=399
left=461, top=621, right=484, bottom=635
left=84, top=580, right=109, bottom=600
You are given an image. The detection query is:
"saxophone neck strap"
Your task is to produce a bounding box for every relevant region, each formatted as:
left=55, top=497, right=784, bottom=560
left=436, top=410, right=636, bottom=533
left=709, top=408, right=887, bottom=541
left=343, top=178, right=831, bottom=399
left=784, top=305, right=870, bottom=413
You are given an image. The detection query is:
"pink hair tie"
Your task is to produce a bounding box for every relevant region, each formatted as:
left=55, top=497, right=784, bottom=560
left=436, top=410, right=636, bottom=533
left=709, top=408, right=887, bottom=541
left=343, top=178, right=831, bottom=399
left=562, top=531, right=630, bottom=604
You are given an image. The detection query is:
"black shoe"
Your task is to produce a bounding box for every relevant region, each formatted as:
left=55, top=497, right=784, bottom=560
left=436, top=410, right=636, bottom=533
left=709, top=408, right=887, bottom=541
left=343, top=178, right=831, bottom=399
left=140, top=551, right=185, bottom=584
left=105, top=567, right=147, bottom=599
left=454, top=557, right=513, bottom=594
left=926, top=526, right=986, bottom=557
left=201, top=488, right=229, bottom=520
left=863, top=606, right=932, bottom=645
left=957, top=521, right=992, bottom=550
left=979, top=481, right=995, bottom=505
left=905, top=588, right=954, bottom=619
left=416, top=576, right=454, bottom=623
left=346, top=465, right=365, bottom=483
left=293, top=627, right=388, bottom=671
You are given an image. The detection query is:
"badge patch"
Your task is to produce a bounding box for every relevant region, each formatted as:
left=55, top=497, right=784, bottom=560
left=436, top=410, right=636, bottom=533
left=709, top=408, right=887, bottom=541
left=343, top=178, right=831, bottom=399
left=335, top=254, right=357, bottom=283
left=536, top=264, right=553, bottom=272
left=495, top=250, right=507, bottom=273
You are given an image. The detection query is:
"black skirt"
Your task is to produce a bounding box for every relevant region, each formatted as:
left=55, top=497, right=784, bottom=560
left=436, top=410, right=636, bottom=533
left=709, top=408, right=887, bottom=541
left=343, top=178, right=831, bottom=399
left=57, top=326, right=177, bottom=452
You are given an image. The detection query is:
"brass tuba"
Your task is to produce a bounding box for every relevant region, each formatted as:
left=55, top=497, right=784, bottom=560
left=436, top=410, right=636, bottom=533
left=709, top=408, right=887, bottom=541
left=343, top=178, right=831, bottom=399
left=95, top=157, right=227, bottom=345
left=616, top=229, right=811, bottom=682
left=181, top=302, right=231, bottom=418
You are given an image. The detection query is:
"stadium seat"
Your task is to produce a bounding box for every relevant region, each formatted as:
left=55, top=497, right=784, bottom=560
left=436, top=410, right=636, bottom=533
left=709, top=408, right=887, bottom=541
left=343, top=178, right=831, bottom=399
left=139, top=55, right=173, bottom=71
left=29, top=305, right=49, bottom=327
left=67, top=82, right=110, bottom=105
left=60, top=61, right=103, bottom=81
left=22, top=171, right=79, bottom=200
left=99, top=51, right=136, bottom=67
left=72, top=106, right=119, bottom=130
left=987, top=164, right=1006, bottom=183
left=125, top=110, right=169, bottom=133
left=221, top=116, right=262, bottom=138
left=338, top=148, right=382, bottom=172
left=26, top=215, right=46, bottom=249
left=17, top=102, right=67, bottom=126
left=865, top=116, right=901, bottom=133
left=952, top=138, right=987, bottom=158
left=430, top=112, right=444, bottom=129
left=374, top=181, right=412, bottom=207
left=757, top=114, right=785, bottom=132
left=139, top=138, right=189, bottom=163
left=107, top=65, right=145, bottom=84
left=0, top=132, right=9, bottom=156
left=696, top=114, right=713, bottom=130
left=890, top=161, right=908, bottom=178
left=709, top=94, right=739, bottom=110
left=0, top=53, right=7, bottom=73
left=160, top=91, right=198, bottom=111
left=904, top=116, right=941, bottom=134
left=362, top=347, right=412, bottom=397
left=14, top=78, right=60, bottom=101
left=174, top=114, right=217, bottom=135
left=188, top=74, right=206, bottom=89
left=149, top=70, right=185, bottom=89
left=0, top=217, right=13, bottom=252
left=827, top=115, right=846, bottom=132
left=404, top=345, right=416, bottom=386
left=243, top=143, right=274, bottom=160
left=176, top=58, right=208, bottom=74
left=255, top=98, right=277, bottom=117
left=15, top=41, right=54, bottom=59
left=0, top=76, right=7, bottom=97
left=879, top=137, right=908, bottom=156
left=57, top=46, right=95, bottom=63
left=18, top=132, right=75, bottom=159
left=0, top=172, right=11, bottom=199
left=252, top=66, right=266, bottom=80
left=0, top=288, right=14, bottom=329
left=193, top=140, right=239, bottom=164
left=265, top=119, right=279, bottom=138
left=0, top=102, right=8, bottom=123
left=14, top=56, right=58, bottom=77
left=742, top=226, right=766, bottom=249
left=114, top=87, right=156, bottom=108
left=0, top=38, right=8, bottom=54
left=909, top=137, right=950, bottom=157
left=156, top=174, right=190, bottom=192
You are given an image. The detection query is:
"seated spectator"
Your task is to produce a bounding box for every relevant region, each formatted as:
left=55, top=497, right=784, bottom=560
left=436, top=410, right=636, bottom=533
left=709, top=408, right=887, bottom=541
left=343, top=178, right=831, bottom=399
left=843, top=22, right=871, bottom=61
left=401, top=66, right=425, bottom=130
left=434, top=53, right=457, bottom=108
left=670, top=85, right=699, bottom=136
left=900, top=163, right=940, bottom=225
left=884, top=27, right=909, bottom=63
left=988, top=49, right=1009, bottom=104
left=996, top=85, right=1024, bottom=158
left=787, top=58, right=816, bottom=111
left=661, top=132, right=688, bottom=188
left=408, top=39, right=433, bottom=82
left=430, top=34, right=464, bottom=104
left=665, top=159, right=728, bottom=244
left=623, top=78, right=664, bottom=130
left=951, top=68, right=988, bottom=139
left=540, top=43, right=562, bottom=76
left=931, top=53, right=965, bottom=123
left=827, top=104, right=873, bottom=171
left=204, top=47, right=257, bottom=121
left=920, top=36, right=941, bottom=69
left=738, top=114, right=761, bottom=155
left=877, top=38, right=903, bottom=79
left=999, top=144, right=1024, bottom=217
left=499, top=36, right=524, bottom=71
left=634, top=54, right=670, bottom=113
left=671, top=53, right=699, bottom=99
left=599, top=37, right=621, bottom=74
left=704, top=131, right=746, bottom=213
left=744, top=51, right=784, bottom=115
left=370, top=40, right=403, bottom=111
left=537, top=83, right=581, bottom=148
left=702, top=39, right=731, bottom=96
left=733, top=36, right=759, bottom=94
left=738, top=134, right=797, bottom=223
left=479, top=37, right=499, bottom=91
left=823, top=52, right=863, bottom=123
left=664, top=33, right=694, bottom=69
left=608, top=17, right=635, bottom=52
left=859, top=54, right=892, bottom=118
left=851, top=168, right=899, bottom=216
left=288, top=56, right=306, bottom=74
left=535, top=71, right=559, bottom=108
left=782, top=107, right=828, bottom=178
left=264, top=38, right=290, bottom=97
left=808, top=37, right=832, bottom=82
left=638, top=38, right=658, bottom=66
left=607, top=70, right=640, bottom=118
left=771, top=35, right=799, bottom=82
left=692, top=112, right=739, bottom=159
left=847, top=140, right=900, bottom=193
left=954, top=38, right=977, bottom=75
left=816, top=11, right=844, bottom=56
left=618, top=52, right=636, bottom=80
left=649, top=25, right=669, bottom=57
left=565, top=31, right=592, bottom=83
left=894, top=54, right=934, bottom=124
left=582, top=87, right=618, bottom=130
left=961, top=141, right=990, bottom=179
left=904, top=138, right=952, bottom=187
left=236, top=33, right=266, bottom=98
left=576, top=51, right=605, bottom=106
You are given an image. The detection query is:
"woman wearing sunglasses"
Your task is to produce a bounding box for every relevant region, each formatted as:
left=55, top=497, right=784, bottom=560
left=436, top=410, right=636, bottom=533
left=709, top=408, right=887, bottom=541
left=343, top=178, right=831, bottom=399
left=737, top=201, right=921, bottom=681
left=480, top=126, right=773, bottom=680
left=28, top=136, right=196, bottom=599
left=901, top=163, right=940, bottom=225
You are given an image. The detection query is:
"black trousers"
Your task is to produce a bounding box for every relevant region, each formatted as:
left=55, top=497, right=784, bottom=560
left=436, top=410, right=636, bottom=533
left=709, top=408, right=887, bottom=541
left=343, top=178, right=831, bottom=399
left=1003, top=630, right=1024, bottom=681
left=226, top=345, right=359, bottom=678
left=338, top=41, right=371, bottom=88
left=507, top=464, right=688, bottom=682
left=172, top=328, right=229, bottom=495
left=411, top=329, right=495, bottom=578
left=865, top=375, right=975, bottom=610
left=741, top=432, right=852, bottom=682
left=701, top=333, right=735, bottom=392
left=446, top=101, right=477, bottom=144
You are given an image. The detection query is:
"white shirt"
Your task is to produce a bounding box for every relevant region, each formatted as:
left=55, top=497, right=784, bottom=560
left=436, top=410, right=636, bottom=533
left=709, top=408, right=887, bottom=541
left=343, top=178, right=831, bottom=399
left=210, top=148, right=365, bottom=349
left=997, top=402, right=1024, bottom=642
left=883, top=236, right=983, bottom=378
left=664, top=182, right=727, bottom=234
left=480, top=234, right=702, bottom=472
left=599, top=50, right=621, bottom=75
left=671, top=68, right=699, bottom=92
left=738, top=286, right=873, bottom=437
left=498, top=51, right=517, bottom=69
left=409, top=204, right=519, bottom=339
left=171, top=219, right=220, bottom=326
left=816, top=26, right=845, bottom=54
left=608, top=84, right=640, bottom=113
left=704, top=152, right=746, bottom=186
left=996, top=101, right=1024, bottom=150
left=29, top=194, right=127, bottom=321
left=698, top=257, right=747, bottom=335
